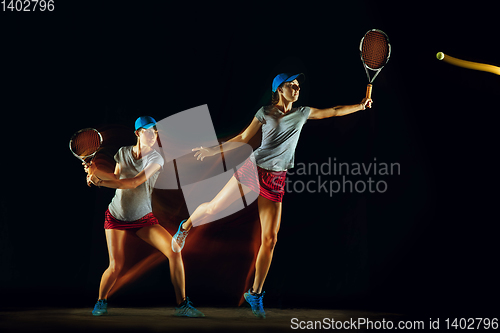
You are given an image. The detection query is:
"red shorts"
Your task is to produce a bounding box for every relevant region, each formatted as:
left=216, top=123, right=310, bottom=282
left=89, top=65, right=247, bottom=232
left=104, top=209, right=159, bottom=230
left=234, top=158, right=287, bottom=202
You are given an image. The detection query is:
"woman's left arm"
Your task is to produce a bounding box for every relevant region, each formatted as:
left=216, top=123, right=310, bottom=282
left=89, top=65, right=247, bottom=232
left=308, top=98, right=372, bottom=119
left=88, top=163, right=161, bottom=189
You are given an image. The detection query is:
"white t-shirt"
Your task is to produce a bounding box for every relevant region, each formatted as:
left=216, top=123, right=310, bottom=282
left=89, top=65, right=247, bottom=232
left=108, top=146, right=164, bottom=221
left=253, top=105, right=311, bottom=171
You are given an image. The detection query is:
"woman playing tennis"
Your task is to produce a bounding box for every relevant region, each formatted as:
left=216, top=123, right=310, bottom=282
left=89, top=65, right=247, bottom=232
left=85, top=116, right=204, bottom=317
left=171, top=73, right=372, bottom=318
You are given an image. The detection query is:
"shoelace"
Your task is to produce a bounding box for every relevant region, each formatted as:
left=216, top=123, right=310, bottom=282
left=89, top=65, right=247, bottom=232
left=178, top=300, right=197, bottom=313
left=94, top=301, right=106, bottom=310
left=176, top=229, right=189, bottom=244
left=249, top=293, right=264, bottom=307
left=185, top=301, right=197, bottom=311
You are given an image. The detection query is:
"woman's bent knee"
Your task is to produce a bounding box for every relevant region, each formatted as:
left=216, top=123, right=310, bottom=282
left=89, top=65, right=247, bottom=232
left=205, top=201, right=220, bottom=216
left=107, top=262, right=124, bottom=276
left=262, top=233, right=278, bottom=250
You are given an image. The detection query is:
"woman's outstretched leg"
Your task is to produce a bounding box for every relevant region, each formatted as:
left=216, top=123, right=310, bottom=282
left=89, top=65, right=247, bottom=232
left=185, top=176, right=249, bottom=229
left=172, top=176, right=252, bottom=252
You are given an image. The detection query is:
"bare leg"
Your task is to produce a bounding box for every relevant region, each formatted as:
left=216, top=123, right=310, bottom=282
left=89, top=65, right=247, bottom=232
left=98, top=229, right=129, bottom=300
left=136, top=224, right=186, bottom=305
left=252, top=195, right=282, bottom=294
left=182, top=176, right=252, bottom=230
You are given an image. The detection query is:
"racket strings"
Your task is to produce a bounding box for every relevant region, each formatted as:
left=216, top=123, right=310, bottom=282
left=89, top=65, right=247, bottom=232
left=71, top=130, right=101, bottom=158
left=362, top=31, right=389, bottom=69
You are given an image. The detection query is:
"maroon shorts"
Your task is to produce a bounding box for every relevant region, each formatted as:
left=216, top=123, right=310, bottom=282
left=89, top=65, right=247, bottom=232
left=104, top=209, right=159, bottom=230
left=234, top=158, right=287, bottom=202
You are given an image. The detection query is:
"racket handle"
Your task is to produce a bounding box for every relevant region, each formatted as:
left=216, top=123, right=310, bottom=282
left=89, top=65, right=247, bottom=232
left=365, top=84, right=372, bottom=99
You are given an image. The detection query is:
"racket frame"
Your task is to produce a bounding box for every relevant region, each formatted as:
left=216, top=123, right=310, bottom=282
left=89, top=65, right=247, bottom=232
left=360, top=29, right=391, bottom=87
left=69, top=128, right=103, bottom=166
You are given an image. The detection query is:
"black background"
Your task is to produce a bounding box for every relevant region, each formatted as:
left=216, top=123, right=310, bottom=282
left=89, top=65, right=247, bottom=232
left=1, top=1, right=498, bottom=317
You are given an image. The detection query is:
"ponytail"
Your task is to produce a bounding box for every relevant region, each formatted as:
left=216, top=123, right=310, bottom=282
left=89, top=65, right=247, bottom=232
left=270, top=90, right=280, bottom=105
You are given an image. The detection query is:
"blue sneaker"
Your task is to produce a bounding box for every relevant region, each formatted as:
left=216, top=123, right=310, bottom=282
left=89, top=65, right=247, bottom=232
left=174, top=297, right=205, bottom=317
left=171, top=219, right=189, bottom=253
left=244, top=289, right=266, bottom=319
left=92, top=299, right=108, bottom=316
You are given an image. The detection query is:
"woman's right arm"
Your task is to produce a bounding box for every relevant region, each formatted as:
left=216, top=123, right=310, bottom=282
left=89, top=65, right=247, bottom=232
left=193, top=117, right=262, bottom=161
left=84, top=161, right=119, bottom=187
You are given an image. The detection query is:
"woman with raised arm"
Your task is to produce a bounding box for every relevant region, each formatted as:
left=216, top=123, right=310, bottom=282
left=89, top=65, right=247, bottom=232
left=171, top=73, right=372, bottom=318
left=86, top=116, right=204, bottom=318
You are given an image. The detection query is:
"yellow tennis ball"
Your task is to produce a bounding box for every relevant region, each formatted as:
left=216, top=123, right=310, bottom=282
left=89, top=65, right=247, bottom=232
left=436, top=52, right=445, bottom=61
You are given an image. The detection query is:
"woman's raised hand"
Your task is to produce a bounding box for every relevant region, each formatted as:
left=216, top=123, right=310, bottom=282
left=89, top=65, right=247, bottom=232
left=83, top=162, right=98, bottom=186
left=360, top=97, right=373, bottom=109
left=83, top=161, right=98, bottom=174
left=192, top=146, right=217, bottom=161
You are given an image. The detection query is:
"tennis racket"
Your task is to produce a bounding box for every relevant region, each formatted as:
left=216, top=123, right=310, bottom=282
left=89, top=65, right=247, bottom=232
left=69, top=128, right=102, bottom=166
left=360, top=29, right=391, bottom=99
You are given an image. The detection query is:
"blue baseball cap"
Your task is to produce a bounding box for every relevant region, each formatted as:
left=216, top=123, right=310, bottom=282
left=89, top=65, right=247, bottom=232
left=135, top=116, right=157, bottom=131
left=272, top=73, right=304, bottom=92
